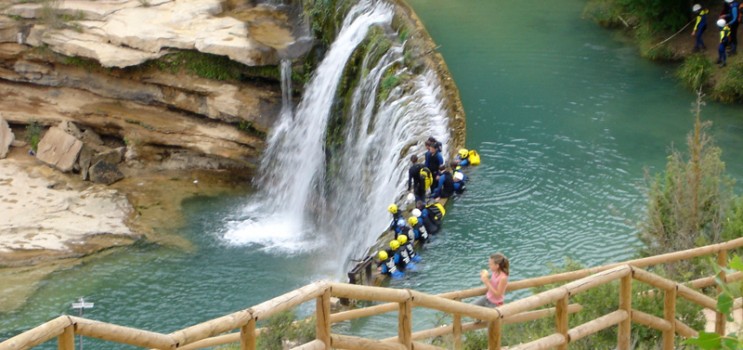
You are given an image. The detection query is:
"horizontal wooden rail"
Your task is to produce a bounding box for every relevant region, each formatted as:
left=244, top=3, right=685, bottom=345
left=331, top=334, right=407, bottom=350
left=567, top=310, right=627, bottom=342
left=0, top=316, right=73, bottom=350
left=409, top=290, right=500, bottom=321
left=69, top=316, right=176, bottom=349
left=330, top=283, right=411, bottom=303
left=381, top=304, right=583, bottom=342
left=632, top=309, right=672, bottom=332
left=289, top=339, right=326, bottom=350
left=509, top=333, right=566, bottom=350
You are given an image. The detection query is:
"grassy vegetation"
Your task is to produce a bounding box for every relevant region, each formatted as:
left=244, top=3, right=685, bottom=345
left=215, top=311, right=315, bottom=350
left=677, top=54, right=713, bottom=91
left=712, top=62, right=743, bottom=103
left=24, top=121, right=43, bottom=152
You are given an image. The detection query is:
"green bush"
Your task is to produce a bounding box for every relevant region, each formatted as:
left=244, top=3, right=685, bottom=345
left=713, top=62, right=743, bottom=103
left=639, top=96, right=735, bottom=268
left=677, top=54, right=712, bottom=90
left=256, top=311, right=315, bottom=350
left=25, top=121, right=43, bottom=152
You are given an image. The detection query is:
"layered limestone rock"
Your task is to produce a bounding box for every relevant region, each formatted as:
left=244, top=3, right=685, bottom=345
left=4, top=0, right=293, bottom=67
left=0, top=117, right=13, bottom=158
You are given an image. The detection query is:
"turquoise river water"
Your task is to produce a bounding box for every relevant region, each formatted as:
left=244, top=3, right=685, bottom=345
left=3, top=0, right=743, bottom=346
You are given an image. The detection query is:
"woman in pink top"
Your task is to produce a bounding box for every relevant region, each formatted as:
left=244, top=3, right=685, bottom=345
left=473, top=253, right=510, bottom=307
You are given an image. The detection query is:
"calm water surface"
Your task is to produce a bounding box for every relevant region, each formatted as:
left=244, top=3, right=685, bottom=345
left=4, top=0, right=743, bottom=345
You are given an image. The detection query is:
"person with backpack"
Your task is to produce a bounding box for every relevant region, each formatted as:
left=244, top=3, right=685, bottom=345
left=718, top=18, right=732, bottom=67
left=722, top=0, right=739, bottom=54
left=455, top=148, right=471, bottom=167
left=424, top=143, right=443, bottom=192
left=407, top=154, right=426, bottom=202
left=433, top=164, right=455, bottom=200
left=415, top=202, right=439, bottom=234
left=424, top=201, right=446, bottom=233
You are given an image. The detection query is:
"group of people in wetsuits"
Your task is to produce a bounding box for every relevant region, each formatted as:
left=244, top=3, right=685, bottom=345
left=376, top=136, right=474, bottom=279
left=692, top=0, right=741, bottom=67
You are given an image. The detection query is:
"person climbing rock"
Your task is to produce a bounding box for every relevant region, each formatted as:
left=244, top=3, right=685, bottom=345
left=387, top=203, right=406, bottom=234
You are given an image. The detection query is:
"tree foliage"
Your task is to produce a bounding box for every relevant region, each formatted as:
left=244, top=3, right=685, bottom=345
left=640, top=93, right=735, bottom=261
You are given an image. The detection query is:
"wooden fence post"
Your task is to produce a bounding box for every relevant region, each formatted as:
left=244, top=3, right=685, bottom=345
left=399, top=300, right=412, bottom=349
left=316, top=288, right=331, bottom=349
left=556, top=296, right=568, bottom=350
left=617, top=274, right=632, bottom=350
left=453, top=314, right=462, bottom=350
left=487, top=318, right=501, bottom=350
left=716, top=249, right=728, bottom=336
left=662, top=286, right=677, bottom=350
left=57, top=325, right=75, bottom=350
left=240, top=319, right=256, bottom=350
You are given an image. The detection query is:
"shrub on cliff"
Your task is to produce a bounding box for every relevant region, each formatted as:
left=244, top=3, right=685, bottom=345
left=639, top=94, right=740, bottom=276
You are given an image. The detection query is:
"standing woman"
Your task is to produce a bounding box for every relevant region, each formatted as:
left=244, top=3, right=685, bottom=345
left=474, top=253, right=510, bottom=307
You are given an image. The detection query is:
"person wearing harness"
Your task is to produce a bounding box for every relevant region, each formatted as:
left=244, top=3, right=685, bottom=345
left=473, top=253, right=510, bottom=308
left=387, top=203, right=406, bottom=234
left=397, top=235, right=422, bottom=263
left=692, top=4, right=709, bottom=52
left=722, top=0, right=739, bottom=54
left=407, top=215, right=429, bottom=243
left=718, top=18, right=732, bottom=67
left=433, top=164, right=455, bottom=200
left=377, top=250, right=404, bottom=279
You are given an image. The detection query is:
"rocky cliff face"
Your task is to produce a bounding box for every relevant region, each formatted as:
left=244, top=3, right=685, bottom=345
left=0, top=0, right=303, bottom=173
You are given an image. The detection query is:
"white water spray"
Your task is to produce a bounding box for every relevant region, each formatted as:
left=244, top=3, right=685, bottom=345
left=223, top=0, right=450, bottom=275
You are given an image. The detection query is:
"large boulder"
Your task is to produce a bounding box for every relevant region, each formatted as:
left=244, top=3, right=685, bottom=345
left=36, top=126, right=83, bottom=172
left=0, top=117, right=14, bottom=158
left=89, top=160, right=124, bottom=185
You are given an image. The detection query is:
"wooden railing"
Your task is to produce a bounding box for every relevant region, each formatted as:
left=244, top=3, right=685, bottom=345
left=3, top=237, right=743, bottom=350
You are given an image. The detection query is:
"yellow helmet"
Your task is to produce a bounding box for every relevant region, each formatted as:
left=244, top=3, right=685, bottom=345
left=378, top=250, right=388, bottom=260
left=458, top=148, right=469, bottom=158
left=397, top=235, right=408, bottom=244
left=388, top=203, right=398, bottom=214
left=390, top=239, right=400, bottom=250
left=408, top=216, right=418, bottom=226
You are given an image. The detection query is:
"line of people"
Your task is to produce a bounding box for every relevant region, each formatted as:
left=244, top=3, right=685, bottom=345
left=692, top=1, right=741, bottom=67
left=375, top=137, right=479, bottom=279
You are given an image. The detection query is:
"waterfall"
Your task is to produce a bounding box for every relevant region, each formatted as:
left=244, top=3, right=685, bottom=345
left=223, top=0, right=450, bottom=276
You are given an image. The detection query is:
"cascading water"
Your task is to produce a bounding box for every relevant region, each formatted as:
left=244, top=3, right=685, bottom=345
left=223, top=0, right=450, bottom=276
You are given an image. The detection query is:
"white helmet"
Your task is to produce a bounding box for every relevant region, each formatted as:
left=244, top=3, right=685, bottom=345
left=718, top=19, right=728, bottom=27
left=726, top=0, right=733, bottom=3
left=454, top=172, right=464, bottom=181
left=411, top=208, right=422, bottom=217
left=692, top=4, right=701, bottom=12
